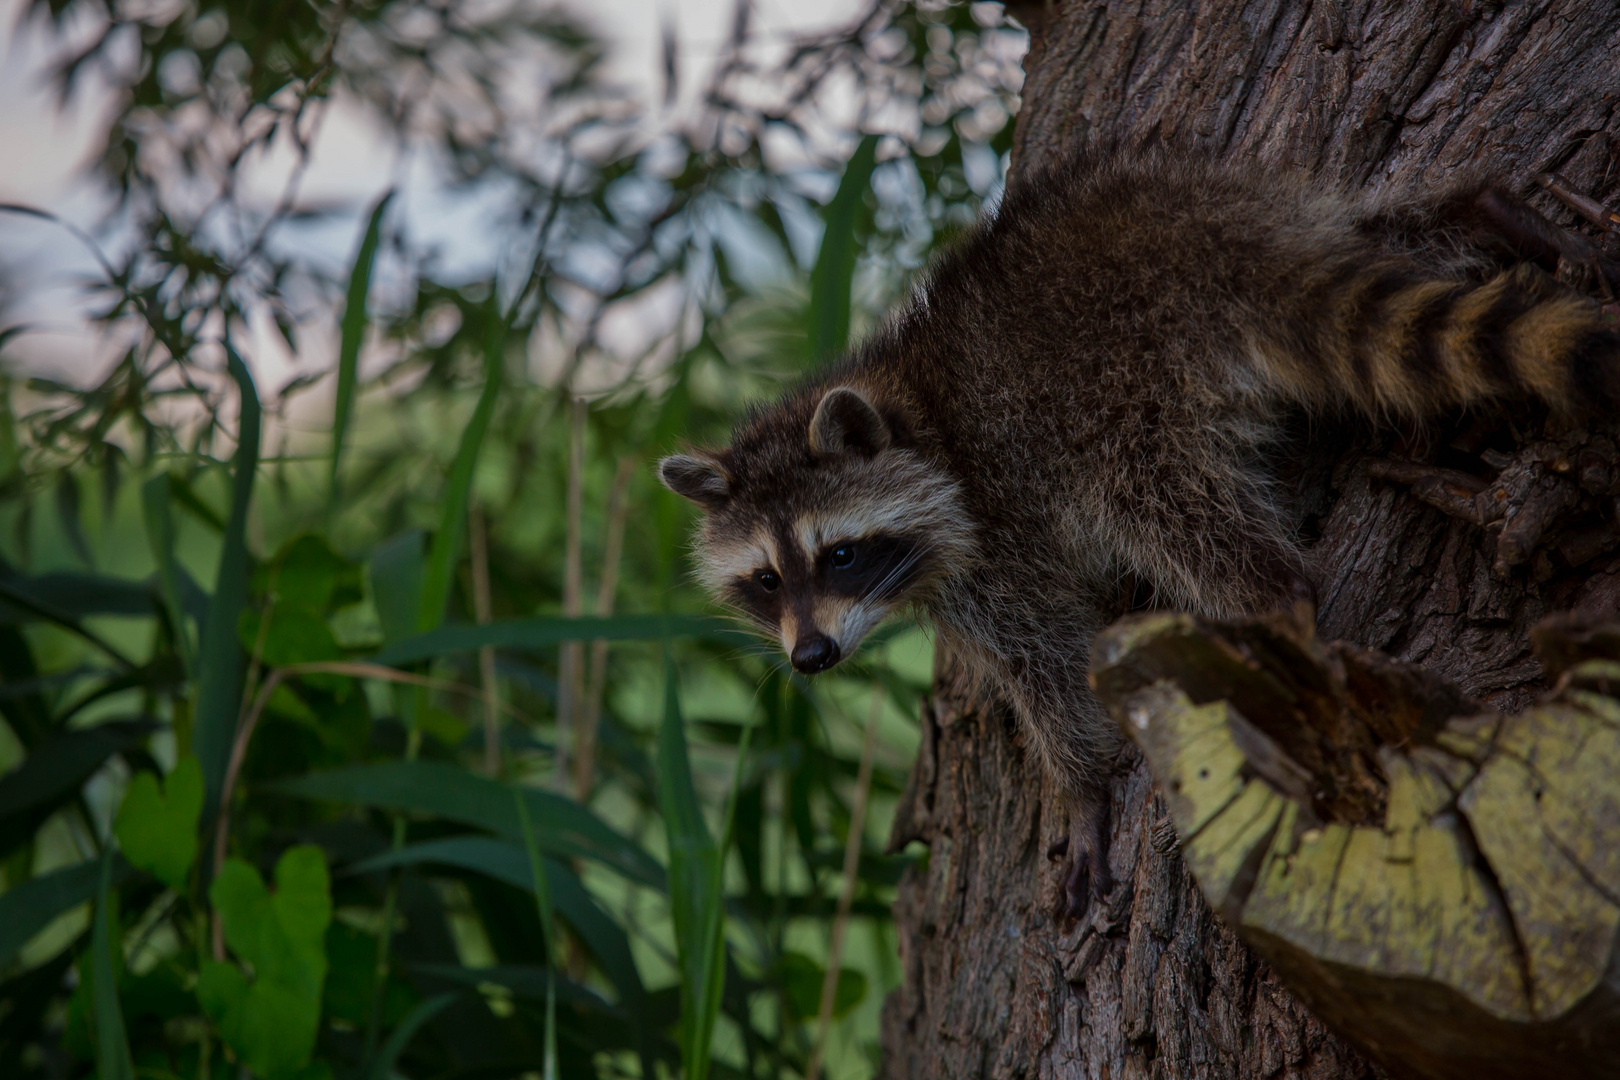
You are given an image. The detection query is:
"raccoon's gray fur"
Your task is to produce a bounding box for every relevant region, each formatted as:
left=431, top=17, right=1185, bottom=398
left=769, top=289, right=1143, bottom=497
left=659, top=149, right=1620, bottom=918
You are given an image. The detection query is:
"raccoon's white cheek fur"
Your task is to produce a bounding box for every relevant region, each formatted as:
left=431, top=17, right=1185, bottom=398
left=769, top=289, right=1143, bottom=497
left=697, top=529, right=779, bottom=593
left=812, top=596, right=891, bottom=657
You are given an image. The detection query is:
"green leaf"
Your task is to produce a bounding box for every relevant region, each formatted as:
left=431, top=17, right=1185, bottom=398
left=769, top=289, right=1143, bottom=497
left=371, top=613, right=746, bottom=668
left=368, top=991, right=455, bottom=1080
left=659, top=659, right=747, bottom=1080
left=112, top=756, right=203, bottom=890
left=166, top=471, right=226, bottom=533
left=416, top=705, right=468, bottom=747
left=345, top=836, right=646, bottom=1008
left=513, top=787, right=559, bottom=1080
left=91, top=848, right=134, bottom=1080
left=369, top=530, right=425, bottom=648
left=0, top=568, right=161, bottom=623
left=259, top=533, right=361, bottom=613
left=418, top=311, right=503, bottom=632
left=0, top=856, right=128, bottom=969
left=237, top=607, right=342, bottom=668
left=408, top=963, right=627, bottom=1019
left=272, top=761, right=663, bottom=888
left=330, top=190, right=393, bottom=512
left=0, top=624, right=50, bottom=750
left=199, top=846, right=331, bottom=1079
left=808, top=134, right=879, bottom=360
left=0, top=720, right=153, bottom=861
left=193, top=349, right=260, bottom=817
left=323, top=922, right=417, bottom=1028
left=0, top=574, right=141, bottom=668
left=778, top=951, right=867, bottom=1022
left=54, top=472, right=94, bottom=569
left=142, top=474, right=194, bottom=677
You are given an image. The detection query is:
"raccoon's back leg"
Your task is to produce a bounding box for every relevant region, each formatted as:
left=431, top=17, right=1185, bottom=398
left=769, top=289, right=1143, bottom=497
left=1083, top=413, right=1310, bottom=618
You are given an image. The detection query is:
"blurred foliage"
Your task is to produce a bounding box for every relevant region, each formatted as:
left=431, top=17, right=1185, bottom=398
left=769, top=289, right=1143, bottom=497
left=0, top=0, right=1023, bottom=1076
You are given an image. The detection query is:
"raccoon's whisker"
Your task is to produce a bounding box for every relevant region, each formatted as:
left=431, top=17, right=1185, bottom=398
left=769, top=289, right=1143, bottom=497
left=867, top=552, right=921, bottom=603
left=747, top=664, right=787, bottom=706
left=870, top=547, right=928, bottom=603
left=711, top=595, right=774, bottom=635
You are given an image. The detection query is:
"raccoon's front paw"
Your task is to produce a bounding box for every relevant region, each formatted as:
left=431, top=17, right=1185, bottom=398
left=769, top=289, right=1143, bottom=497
left=1046, top=816, right=1114, bottom=925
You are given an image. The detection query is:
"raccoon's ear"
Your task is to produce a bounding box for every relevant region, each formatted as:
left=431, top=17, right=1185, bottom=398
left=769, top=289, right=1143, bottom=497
left=659, top=453, right=731, bottom=510
left=809, top=387, right=890, bottom=458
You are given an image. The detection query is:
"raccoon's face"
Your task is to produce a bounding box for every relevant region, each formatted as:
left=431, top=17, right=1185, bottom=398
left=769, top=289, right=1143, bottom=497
left=660, top=385, right=971, bottom=674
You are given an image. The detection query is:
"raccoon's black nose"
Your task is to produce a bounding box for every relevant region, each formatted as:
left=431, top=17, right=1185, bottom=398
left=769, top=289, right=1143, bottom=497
left=790, top=634, right=840, bottom=674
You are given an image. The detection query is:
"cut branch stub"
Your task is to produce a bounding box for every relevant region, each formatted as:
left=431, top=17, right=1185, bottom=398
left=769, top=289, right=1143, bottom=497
left=1367, top=428, right=1620, bottom=581
left=1091, top=611, right=1620, bottom=1080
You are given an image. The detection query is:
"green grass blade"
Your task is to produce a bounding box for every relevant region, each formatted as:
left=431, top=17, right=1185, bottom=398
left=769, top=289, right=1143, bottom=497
left=271, top=761, right=664, bottom=887
left=0, top=577, right=140, bottom=668
left=91, top=848, right=134, bottom=1080
left=513, top=786, right=558, bottom=1080
left=356, top=832, right=660, bottom=1076
left=370, top=612, right=746, bottom=667
left=0, top=721, right=154, bottom=861
left=330, top=190, right=394, bottom=514
left=0, top=857, right=127, bottom=968
left=193, top=348, right=259, bottom=816
left=346, top=836, right=645, bottom=1005
left=418, top=312, right=504, bottom=632
left=368, top=990, right=455, bottom=1080
left=165, top=472, right=226, bottom=533
left=0, top=568, right=161, bottom=622
left=0, top=626, right=51, bottom=750
left=808, top=134, right=878, bottom=361
left=141, top=474, right=194, bottom=677
left=370, top=530, right=426, bottom=648
left=405, top=963, right=630, bottom=1019
left=658, top=657, right=723, bottom=1080
left=697, top=716, right=752, bottom=1064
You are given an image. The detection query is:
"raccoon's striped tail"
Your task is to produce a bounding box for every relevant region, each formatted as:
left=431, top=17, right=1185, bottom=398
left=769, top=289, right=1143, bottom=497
left=1267, top=261, right=1620, bottom=417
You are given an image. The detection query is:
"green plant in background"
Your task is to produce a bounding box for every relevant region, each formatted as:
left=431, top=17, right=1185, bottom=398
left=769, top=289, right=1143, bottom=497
left=198, top=847, right=332, bottom=1079
left=0, top=1, right=1025, bottom=1077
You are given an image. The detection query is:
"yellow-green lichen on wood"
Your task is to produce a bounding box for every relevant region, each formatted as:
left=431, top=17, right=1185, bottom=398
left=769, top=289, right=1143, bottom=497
left=1092, top=614, right=1620, bottom=1080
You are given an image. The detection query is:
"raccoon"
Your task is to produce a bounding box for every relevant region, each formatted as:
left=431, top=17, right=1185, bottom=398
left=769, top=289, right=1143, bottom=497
left=658, top=149, right=1620, bottom=920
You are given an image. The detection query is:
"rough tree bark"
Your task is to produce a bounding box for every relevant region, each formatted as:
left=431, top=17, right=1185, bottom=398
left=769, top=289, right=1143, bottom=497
left=878, top=3, right=1620, bottom=1078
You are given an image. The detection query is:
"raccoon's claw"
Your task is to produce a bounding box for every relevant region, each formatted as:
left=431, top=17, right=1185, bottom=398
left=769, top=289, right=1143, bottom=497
left=1047, top=817, right=1114, bottom=925
left=1280, top=571, right=1318, bottom=629
left=1286, top=571, right=1317, bottom=611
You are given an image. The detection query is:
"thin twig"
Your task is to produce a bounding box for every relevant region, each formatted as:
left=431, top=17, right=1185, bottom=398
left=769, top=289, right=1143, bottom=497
left=470, top=504, right=501, bottom=776
left=575, top=456, right=636, bottom=804
left=556, top=397, right=586, bottom=789
left=805, top=689, right=884, bottom=1080
left=1538, top=172, right=1620, bottom=232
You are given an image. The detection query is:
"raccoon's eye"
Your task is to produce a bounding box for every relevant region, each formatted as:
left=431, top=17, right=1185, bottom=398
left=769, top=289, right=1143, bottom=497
left=756, top=570, right=780, bottom=592
left=830, top=544, right=856, bottom=569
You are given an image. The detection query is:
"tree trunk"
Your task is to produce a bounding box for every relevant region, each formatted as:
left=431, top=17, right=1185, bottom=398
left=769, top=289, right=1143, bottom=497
left=878, top=2, right=1620, bottom=1077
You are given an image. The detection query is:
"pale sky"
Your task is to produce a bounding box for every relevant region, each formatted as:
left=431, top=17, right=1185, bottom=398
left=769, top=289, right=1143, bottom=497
left=0, top=0, right=874, bottom=391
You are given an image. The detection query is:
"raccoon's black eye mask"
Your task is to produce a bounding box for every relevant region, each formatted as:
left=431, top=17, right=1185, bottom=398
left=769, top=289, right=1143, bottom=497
left=819, top=536, right=925, bottom=600
left=724, top=570, right=784, bottom=625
